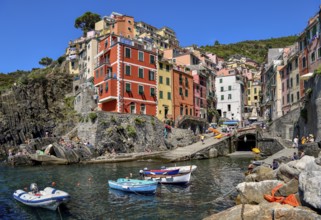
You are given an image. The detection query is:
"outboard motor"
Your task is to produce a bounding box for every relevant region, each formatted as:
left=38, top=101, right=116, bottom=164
left=30, top=183, right=38, bottom=193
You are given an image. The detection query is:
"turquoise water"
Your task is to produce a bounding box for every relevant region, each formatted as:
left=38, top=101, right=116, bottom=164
left=0, top=157, right=250, bottom=219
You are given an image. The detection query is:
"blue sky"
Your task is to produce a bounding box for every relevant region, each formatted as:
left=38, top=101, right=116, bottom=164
left=0, top=0, right=319, bottom=73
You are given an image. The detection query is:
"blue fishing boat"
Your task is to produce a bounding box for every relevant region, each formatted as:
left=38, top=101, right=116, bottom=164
left=108, top=178, right=158, bottom=194
left=142, top=168, right=180, bottom=175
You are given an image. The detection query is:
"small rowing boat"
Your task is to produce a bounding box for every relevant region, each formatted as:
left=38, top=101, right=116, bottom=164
left=144, top=172, right=191, bottom=185
left=162, top=165, right=197, bottom=174
left=108, top=178, right=158, bottom=194
left=142, top=168, right=180, bottom=175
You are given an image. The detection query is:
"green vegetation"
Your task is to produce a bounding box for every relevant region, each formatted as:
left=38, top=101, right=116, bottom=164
left=201, top=36, right=298, bottom=64
left=74, top=12, right=101, bottom=35
left=88, top=112, right=97, bottom=123
left=39, top=57, right=53, bottom=67
left=134, top=117, right=146, bottom=125
left=126, top=125, right=137, bottom=137
left=110, top=115, right=117, bottom=123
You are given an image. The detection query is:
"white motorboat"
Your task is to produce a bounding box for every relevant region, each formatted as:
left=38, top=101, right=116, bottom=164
left=13, top=183, right=70, bottom=211
left=163, top=165, right=197, bottom=174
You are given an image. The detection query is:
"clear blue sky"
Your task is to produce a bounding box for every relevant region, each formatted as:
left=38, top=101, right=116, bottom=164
left=0, top=0, right=320, bottom=73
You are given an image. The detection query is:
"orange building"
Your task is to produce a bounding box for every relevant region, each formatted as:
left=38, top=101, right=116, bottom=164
left=94, top=35, right=158, bottom=115
left=172, top=67, right=194, bottom=120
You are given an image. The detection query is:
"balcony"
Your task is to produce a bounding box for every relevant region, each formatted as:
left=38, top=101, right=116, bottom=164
left=95, top=59, right=110, bottom=69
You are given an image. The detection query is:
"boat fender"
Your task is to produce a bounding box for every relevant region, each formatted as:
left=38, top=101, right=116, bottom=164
left=51, top=188, right=57, bottom=194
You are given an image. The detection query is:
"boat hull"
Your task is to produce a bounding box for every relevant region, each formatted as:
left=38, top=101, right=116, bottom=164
left=13, top=187, right=70, bottom=211
left=108, top=178, right=158, bottom=194
left=144, top=172, right=191, bottom=185
left=165, top=165, right=197, bottom=174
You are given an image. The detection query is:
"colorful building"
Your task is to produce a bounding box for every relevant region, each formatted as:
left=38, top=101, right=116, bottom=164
left=157, top=55, right=173, bottom=121
left=94, top=35, right=158, bottom=115
left=172, top=67, right=194, bottom=121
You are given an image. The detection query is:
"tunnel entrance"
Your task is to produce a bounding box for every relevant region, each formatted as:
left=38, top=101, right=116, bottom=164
left=236, top=134, right=257, bottom=151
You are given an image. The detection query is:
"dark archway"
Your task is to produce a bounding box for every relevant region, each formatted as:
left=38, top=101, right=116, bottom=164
left=236, top=134, right=256, bottom=151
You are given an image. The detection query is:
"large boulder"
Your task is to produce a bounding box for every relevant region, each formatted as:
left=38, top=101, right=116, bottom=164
left=204, top=202, right=321, bottom=220
left=245, top=166, right=275, bottom=182
left=236, top=180, right=283, bottom=204
left=276, top=163, right=300, bottom=183
left=299, top=170, right=321, bottom=210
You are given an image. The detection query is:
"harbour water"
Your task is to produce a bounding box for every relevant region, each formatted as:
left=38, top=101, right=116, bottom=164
left=0, top=157, right=251, bottom=219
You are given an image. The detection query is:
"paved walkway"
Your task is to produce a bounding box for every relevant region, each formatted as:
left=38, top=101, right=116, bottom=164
left=262, top=147, right=297, bottom=165
left=161, top=134, right=225, bottom=161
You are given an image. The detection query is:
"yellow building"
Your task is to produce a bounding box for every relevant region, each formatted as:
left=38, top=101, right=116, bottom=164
left=157, top=57, right=173, bottom=121
left=247, top=71, right=261, bottom=108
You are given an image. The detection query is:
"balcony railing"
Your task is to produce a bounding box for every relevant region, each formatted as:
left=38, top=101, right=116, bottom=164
left=95, top=59, right=110, bottom=68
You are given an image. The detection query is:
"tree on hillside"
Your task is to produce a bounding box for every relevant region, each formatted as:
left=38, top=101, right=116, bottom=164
left=74, top=12, right=101, bottom=35
left=39, top=57, right=53, bottom=67
left=214, top=40, right=220, bottom=46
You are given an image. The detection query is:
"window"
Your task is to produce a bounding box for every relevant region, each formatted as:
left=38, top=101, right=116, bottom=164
left=150, top=87, right=155, bottom=96
left=318, top=47, right=321, bottom=58
left=140, top=104, right=146, bottom=114
left=125, top=48, right=131, bottom=58
left=185, top=106, right=188, bottom=115
left=311, top=51, right=316, bottom=62
left=159, top=63, right=163, bottom=69
left=99, top=84, right=103, bottom=95
left=291, top=94, right=294, bottom=103
left=159, top=91, right=163, bottom=99
left=95, top=70, right=99, bottom=78
left=166, top=77, right=170, bottom=85
left=282, top=83, right=284, bottom=92
left=100, top=68, right=103, bottom=77
left=219, top=78, right=223, bottom=83
left=287, top=94, right=290, bottom=103
left=221, top=95, right=224, bottom=100
left=295, top=58, right=298, bottom=68
left=179, top=74, right=183, bottom=85
left=126, top=83, right=131, bottom=92
left=228, top=104, right=231, bottom=111
left=228, top=94, right=232, bottom=99
left=130, top=103, right=136, bottom=114
left=138, top=85, right=144, bottom=94
left=185, top=89, right=188, bottom=97
left=149, top=71, right=155, bottom=80
left=159, top=76, right=163, bottom=84
left=179, top=87, right=183, bottom=95
left=138, top=68, right=144, bottom=78
left=302, top=56, right=306, bottom=68
left=290, top=78, right=293, bottom=88
left=297, top=91, right=300, bottom=101
left=220, top=87, right=224, bottom=92
left=166, top=65, right=170, bottom=72
left=150, top=55, right=155, bottom=64
left=138, top=51, right=144, bottom=61
left=125, top=65, right=131, bottom=75
left=296, top=74, right=299, bottom=85
left=180, top=105, right=183, bottom=115
left=105, top=82, right=108, bottom=92
left=254, top=88, right=257, bottom=94
left=167, top=92, right=171, bottom=100
left=128, top=27, right=132, bottom=31
left=185, top=77, right=189, bottom=87
left=190, top=109, right=192, bottom=115
left=228, top=85, right=232, bottom=91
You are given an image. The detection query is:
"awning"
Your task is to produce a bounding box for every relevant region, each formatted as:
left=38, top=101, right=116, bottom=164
left=223, top=120, right=239, bottom=125
left=300, top=72, right=313, bottom=81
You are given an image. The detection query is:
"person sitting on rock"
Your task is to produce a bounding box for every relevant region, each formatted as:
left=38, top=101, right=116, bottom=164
left=272, top=160, right=279, bottom=170
left=292, top=152, right=299, bottom=160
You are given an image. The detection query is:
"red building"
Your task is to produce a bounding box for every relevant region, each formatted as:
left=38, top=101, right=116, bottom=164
left=94, top=35, right=158, bottom=115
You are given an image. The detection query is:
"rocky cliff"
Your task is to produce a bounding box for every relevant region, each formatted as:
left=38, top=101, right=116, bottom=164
left=0, top=72, right=76, bottom=156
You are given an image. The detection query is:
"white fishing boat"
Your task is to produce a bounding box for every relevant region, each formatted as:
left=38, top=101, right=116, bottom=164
left=13, top=183, right=70, bottom=211
left=163, top=165, right=197, bottom=174
left=144, top=172, right=191, bottom=185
